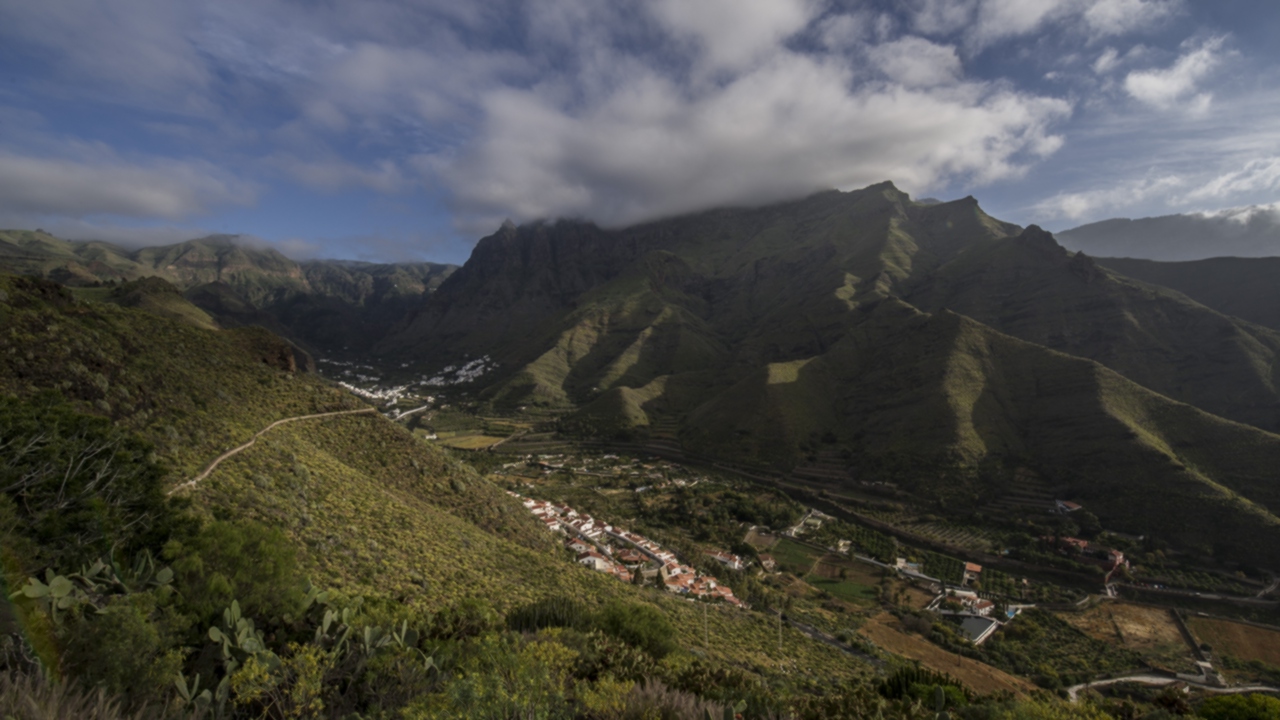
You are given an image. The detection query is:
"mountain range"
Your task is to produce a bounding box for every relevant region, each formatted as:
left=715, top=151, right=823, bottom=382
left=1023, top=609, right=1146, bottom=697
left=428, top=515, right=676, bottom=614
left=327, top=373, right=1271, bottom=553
left=1058, top=205, right=1280, bottom=261
left=376, top=183, right=1280, bottom=568
left=5, top=184, right=1280, bottom=569
left=0, top=229, right=457, bottom=358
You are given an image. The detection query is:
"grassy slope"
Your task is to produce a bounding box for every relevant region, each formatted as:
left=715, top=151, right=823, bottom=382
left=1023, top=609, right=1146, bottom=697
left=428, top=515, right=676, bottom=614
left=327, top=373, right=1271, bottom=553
left=1097, top=256, right=1280, bottom=333
left=681, top=300, right=1280, bottom=565
left=0, top=273, right=868, bottom=681
left=906, top=228, right=1280, bottom=433
left=0, top=231, right=456, bottom=358
left=377, top=185, right=1280, bottom=566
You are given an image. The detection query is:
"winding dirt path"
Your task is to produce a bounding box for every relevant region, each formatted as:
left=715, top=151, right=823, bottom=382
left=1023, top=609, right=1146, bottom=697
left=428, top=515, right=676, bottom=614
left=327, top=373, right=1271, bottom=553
left=167, top=407, right=376, bottom=496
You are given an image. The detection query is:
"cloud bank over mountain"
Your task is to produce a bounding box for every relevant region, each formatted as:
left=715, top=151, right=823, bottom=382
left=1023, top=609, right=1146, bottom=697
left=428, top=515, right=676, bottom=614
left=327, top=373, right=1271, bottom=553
left=1059, top=204, right=1280, bottom=260
left=0, top=0, right=1277, bottom=260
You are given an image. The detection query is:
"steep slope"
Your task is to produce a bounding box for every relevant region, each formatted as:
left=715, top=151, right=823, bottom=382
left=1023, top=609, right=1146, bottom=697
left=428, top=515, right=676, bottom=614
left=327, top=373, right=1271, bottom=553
left=1097, top=256, right=1280, bottom=333
left=680, top=300, right=1280, bottom=566
left=905, top=226, right=1280, bottom=432
left=384, top=184, right=1018, bottom=388
left=379, top=184, right=1280, bottom=568
left=0, top=273, right=866, bottom=680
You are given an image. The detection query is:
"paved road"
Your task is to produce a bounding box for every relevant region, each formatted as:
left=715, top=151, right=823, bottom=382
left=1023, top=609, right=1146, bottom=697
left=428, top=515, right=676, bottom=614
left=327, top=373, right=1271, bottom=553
left=1258, top=574, right=1279, bottom=599
left=168, top=407, right=376, bottom=495
left=1067, top=675, right=1280, bottom=702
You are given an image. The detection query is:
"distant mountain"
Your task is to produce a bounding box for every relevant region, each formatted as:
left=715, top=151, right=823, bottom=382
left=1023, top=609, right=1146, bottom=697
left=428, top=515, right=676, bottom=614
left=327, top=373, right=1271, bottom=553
left=379, top=183, right=1280, bottom=567
left=1096, top=256, right=1280, bottom=334
left=0, top=229, right=457, bottom=357
left=1057, top=205, right=1280, bottom=261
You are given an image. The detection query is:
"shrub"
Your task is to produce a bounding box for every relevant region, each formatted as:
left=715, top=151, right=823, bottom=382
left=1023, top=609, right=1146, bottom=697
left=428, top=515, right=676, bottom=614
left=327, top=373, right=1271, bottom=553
left=164, top=519, right=304, bottom=623
left=59, top=592, right=187, bottom=707
left=1199, top=694, right=1280, bottom=720
left=594, top=600, right=677, bottom=660
left=0, top=393, right=173, bottom=572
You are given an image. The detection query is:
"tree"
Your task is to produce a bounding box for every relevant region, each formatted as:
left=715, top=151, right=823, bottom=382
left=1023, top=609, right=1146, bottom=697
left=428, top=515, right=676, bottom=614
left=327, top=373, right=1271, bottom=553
left=1199, top=694, right=1280, bottom=720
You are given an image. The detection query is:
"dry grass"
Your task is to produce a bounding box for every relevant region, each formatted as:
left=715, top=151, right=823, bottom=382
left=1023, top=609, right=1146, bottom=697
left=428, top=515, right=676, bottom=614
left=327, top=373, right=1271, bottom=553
left=0, top=673, right=176, bottom=720
left=1187, top=616, right=1280, bottom=665
left=744, top=527, right=779, bottom=550
left=439, top=433, right=508, bottom=449
left=1058, top=603, right=1195, bottom=673
left=858, top=613, right=1036, bottom=696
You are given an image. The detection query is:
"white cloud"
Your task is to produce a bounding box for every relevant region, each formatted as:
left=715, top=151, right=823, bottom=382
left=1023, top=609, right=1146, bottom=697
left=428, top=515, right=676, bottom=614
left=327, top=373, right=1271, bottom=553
left=269, top=155, right=412, bottom=193
left=910, top=0, right=1181, bottom=48
left=1034, top=173, right=1183, bottom=219
left=1093, top=47, right=1120, bottom=74
left=909, top=0, right=978, bottom=36
left=1083, top=0, right=1180, bottom=37
left=1182, top=157, right=1280, bottom=203
left=1124, top=37, right=1224, bottom=109
left=0, top=0, right=210, bottom=111
left=442, top=52, right=1069, bottom=231
left=868, top=37, right=963, bottom=88
left=0, top=150, right=254, bottom=220
left=971, top=0, right=1074, bottom=46
left=647, top=0, right=817, bottom=73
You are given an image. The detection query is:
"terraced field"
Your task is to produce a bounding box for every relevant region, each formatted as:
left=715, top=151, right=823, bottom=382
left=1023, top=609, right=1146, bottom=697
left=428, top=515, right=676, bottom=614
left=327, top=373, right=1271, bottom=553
left=1187, top=616, right=1280, bottom=666
left=901, top=521, right=999, bottom=553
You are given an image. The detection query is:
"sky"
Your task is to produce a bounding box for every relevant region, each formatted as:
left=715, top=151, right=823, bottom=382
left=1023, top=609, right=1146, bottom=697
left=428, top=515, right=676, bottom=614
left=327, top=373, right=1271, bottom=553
left=1, top=0, right=1279, bottom=263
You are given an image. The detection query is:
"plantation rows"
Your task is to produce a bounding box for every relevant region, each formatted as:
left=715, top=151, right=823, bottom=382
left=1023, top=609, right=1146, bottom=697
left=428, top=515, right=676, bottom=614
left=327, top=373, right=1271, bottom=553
left=919, top=551, right=965, bottom=585
left=1138, top=568, right=1253, bottom=596
left=842, top=523, right=898, bottom=563
left=902, top=522, right=996, bottom=552
left=980, top=568, right=1020, bottom=597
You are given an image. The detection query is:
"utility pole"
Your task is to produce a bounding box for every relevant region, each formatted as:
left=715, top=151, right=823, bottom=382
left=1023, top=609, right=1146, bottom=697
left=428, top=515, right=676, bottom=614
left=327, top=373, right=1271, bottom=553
left=704, top=602, right=709, bottom=651
left=777, top=609, right=782, bottom=654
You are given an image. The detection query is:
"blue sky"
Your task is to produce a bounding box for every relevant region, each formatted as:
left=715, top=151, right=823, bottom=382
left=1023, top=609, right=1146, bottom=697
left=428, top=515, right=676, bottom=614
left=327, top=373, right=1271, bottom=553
left=1, top=0, right=1278, bottom=263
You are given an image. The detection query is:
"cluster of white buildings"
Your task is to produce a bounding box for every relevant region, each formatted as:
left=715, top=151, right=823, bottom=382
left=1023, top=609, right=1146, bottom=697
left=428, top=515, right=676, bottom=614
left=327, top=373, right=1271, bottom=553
left=510, top=491, right=743, bottom=607
left=421, top=356, right=495, bottom=387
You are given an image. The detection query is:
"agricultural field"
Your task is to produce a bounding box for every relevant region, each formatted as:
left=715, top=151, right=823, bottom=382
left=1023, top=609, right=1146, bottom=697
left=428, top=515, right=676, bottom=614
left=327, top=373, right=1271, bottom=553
left=1134, top=568, right=1256, bottom=596
left=901, top=520, right=999, bottom=553
left=744, top=526, right=779, bottom=550
left=858, top=613, right=1036, bottom=696
left=977, top=609, right=1146, bottom=687
left=439, top=433, right=507, bottom=449
left=771, top=537, right=824, bottom=575
left=1059, top=603, right=1196, bottom=673
left=1187, top=616, right=1280, bottom=666
left=807, top=554, right=881, bottom=605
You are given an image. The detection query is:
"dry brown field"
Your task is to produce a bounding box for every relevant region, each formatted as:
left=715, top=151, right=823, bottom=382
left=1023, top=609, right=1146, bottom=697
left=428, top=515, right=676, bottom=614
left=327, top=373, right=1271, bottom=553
left=1059, top=602, right=1195, bottom=672
left=439, top=434, right=507, bottom=450
left=858, top=613, right=1036, bottom=696
left=744, top=527, right=779, bottom=550
left=1187, top=616, right=1280, bottom=665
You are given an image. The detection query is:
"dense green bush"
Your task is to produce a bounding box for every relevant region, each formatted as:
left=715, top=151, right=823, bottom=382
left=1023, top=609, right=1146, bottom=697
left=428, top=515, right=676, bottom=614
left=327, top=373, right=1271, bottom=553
left=1199, top=693, right=1280, bottom=720
left=163, top=519, right=304, bottom=623
left=593, top=600, right=677, bottom=660
left=0, top=393, right=174, bottom=571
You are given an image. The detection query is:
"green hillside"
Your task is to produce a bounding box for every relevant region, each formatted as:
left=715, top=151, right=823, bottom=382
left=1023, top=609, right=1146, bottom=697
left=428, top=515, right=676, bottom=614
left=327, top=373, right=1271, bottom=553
left=0, top=273, right=876, bottom=718
left=905, top=227, right=1280, bottom=433
left=377, top=184, right=1280, bottom=569
left=0, top=231, right=457, bottom=358
left=1098, top=256, right=1280, bottom=333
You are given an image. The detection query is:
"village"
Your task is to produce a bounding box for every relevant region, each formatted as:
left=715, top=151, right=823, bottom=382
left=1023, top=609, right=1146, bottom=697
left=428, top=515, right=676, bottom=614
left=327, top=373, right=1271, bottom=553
left=508, top=489, right=746, bottom=607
